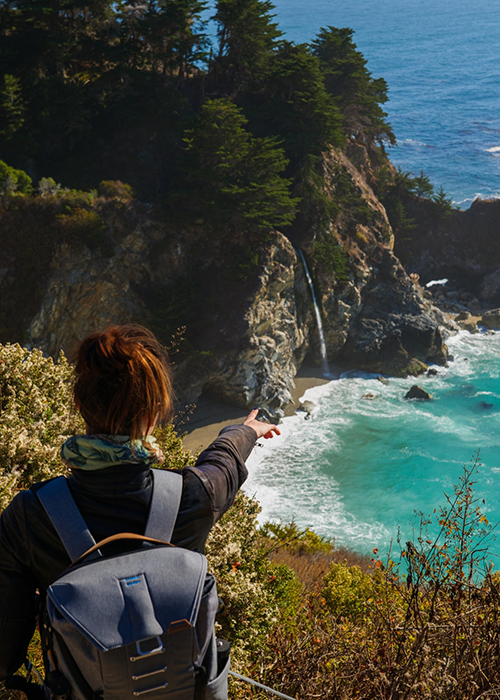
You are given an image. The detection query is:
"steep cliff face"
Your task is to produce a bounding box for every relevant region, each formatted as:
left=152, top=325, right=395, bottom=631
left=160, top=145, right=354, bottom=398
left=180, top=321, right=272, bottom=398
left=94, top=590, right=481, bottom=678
left=395, top=198, right=500, bottom=305
left=0, top=145, right=450, bottom=417
left=26, top=207, right=311, bottom=415
left=295, top=148, right=448, bottom=377
left=174, top=234, right=312, bottom=413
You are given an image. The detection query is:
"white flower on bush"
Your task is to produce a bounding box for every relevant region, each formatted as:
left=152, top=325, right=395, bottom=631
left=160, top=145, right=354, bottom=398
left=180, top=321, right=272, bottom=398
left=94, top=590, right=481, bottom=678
left=205, top=492, right=280, bottom=667
left=0, top=343, right=83, bottom=510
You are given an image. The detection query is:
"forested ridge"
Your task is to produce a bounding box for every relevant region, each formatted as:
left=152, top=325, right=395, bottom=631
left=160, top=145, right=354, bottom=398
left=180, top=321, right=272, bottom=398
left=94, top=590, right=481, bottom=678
left=0, top=0, right=395, bottom=233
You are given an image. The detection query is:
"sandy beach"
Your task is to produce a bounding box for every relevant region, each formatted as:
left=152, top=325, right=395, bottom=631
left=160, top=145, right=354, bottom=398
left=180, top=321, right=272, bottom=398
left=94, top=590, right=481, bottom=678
left=179, top=364, right=333, bottom=453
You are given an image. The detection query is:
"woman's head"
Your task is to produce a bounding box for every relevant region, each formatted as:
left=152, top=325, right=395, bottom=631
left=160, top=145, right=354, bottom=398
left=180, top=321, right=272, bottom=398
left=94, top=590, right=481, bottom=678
left=74, top=325, right=174, bottom=440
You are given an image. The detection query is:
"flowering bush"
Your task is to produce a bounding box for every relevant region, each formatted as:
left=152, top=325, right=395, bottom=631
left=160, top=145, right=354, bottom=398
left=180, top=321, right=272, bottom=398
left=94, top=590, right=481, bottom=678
left=0, top=343, right=83, bottom=511
left=205, top=492, right=301, bottom=670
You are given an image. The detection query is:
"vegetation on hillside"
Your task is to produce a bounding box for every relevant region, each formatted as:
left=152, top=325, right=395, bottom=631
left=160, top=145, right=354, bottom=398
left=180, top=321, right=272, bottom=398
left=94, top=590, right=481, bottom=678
left=0, top=0, right=394, bottom=233
left=2, top=347, right=500, bottom=700
left=375, top=166, right=457, bottom=254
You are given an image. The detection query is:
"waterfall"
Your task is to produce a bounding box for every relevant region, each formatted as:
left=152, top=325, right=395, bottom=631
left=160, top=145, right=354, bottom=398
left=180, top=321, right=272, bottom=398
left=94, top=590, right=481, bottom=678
left=297, top=250, right=331, bottom=378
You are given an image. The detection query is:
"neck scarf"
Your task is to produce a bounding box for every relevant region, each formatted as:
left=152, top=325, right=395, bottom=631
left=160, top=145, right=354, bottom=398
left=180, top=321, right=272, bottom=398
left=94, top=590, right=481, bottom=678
left=61, top=434, right=165, bottom=471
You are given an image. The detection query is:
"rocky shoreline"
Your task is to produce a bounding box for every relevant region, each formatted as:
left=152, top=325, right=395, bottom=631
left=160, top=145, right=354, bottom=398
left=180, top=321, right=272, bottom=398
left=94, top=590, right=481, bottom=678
left=181, top=364, right=331, bottom=453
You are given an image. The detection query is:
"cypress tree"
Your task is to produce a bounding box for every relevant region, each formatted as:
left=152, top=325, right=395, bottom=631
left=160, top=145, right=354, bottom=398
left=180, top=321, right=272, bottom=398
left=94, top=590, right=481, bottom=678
left=211, top=0, right=282, bottom=91
left=249, top=42, right=344, bottom=166
left=311, top=26, right=395, bottom=147
left=174, top=97, right=298, bottom=234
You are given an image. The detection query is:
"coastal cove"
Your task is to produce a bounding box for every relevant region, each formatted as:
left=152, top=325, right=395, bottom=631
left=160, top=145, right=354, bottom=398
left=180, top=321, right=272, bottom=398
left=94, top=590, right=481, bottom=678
left=3, top=0, right=500, bottom=562
left=243, top=330, right=500, bottom=559
left=4, top=0, right=500, bottom=694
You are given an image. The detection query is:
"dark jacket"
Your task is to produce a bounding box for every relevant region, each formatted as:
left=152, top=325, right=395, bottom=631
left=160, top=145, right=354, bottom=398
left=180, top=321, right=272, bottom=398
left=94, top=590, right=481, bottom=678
left=0, top=424, right=256, bottom=679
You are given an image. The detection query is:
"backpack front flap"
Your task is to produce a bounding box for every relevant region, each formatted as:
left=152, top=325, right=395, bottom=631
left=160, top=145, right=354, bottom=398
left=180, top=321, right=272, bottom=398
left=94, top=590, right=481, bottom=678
left=47, top=544, right=217, bottom=700
left=48, top=545, right=207, bottom=650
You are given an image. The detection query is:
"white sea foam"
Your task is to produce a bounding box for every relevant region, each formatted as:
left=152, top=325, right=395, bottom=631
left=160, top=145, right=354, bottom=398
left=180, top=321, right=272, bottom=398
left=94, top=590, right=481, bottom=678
left=245, top=332, right=500, bottom=551
left=455, top=193, right=500, bottom=208
left=399, top=138, right=430, bottom=148
left=485, top=146, right=500, bottom=153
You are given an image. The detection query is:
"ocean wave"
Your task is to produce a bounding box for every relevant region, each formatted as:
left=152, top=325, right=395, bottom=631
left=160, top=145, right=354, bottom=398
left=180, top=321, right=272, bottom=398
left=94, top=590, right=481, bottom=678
left=245, top=332, right=500, bottom=551
left=485, top=146, right=500, bottom=153
left=398, top=138, right=432, bottom=148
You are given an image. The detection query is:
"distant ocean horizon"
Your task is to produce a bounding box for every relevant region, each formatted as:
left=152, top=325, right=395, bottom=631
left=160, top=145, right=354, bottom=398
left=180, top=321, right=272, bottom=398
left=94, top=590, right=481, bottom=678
left=207, top=0, right=500, bottom=207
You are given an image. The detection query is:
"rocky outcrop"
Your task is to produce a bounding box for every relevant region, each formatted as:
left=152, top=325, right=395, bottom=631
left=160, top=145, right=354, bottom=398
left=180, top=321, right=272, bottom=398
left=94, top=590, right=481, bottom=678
left=338, top=248, right=447, bottom=376
left=294, top=149, right=448, bottom=378
left=173, top=234, right=311, bottom=415
left=1, top=144, right=450, bottom=417
left=481, top=309, right=500, bottom=330
left=395, top=198, right=500, bottom=305
left=405, top=385, right=432, bottom=400
left=30, top=239, right=147, bottom=358
left=27, top=215, right=311, bottom=416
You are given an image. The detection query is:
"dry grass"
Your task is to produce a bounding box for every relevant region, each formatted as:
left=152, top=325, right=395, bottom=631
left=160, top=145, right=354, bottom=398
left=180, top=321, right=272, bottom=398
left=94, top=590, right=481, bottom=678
left=271, top=546, right=371, bottom=593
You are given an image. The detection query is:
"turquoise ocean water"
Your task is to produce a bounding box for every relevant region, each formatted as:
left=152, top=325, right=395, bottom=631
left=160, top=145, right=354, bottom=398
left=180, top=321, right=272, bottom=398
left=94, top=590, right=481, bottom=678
left=205, top=0, right=500, bottom=555
left=245, top=333, right=500, bottom=558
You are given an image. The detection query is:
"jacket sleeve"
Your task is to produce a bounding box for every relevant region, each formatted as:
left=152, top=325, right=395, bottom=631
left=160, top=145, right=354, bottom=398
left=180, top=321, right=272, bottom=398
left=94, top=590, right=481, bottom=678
left=185, top=424, right=256, bottom=518
left=0, top=492, right=37, bottom=680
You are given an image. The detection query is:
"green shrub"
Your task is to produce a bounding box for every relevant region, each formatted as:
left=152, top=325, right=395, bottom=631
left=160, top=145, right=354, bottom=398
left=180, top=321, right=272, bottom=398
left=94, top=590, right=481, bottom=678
left=37, top=177, right=61, bottom=196
left=98, top=180, right=135, bottom=200
left=322, top=562, right=385, bottom=619
left=0, top=160, right=32, bottom=195
left=153, top=424, right=196, bottom=471
left=261, top=519, right=334, bottom=555
left=56, top=208, right=107, bottom=250
left=314, top=236, right=349, bottom=281
left=0, top=343, right=83, bottom=510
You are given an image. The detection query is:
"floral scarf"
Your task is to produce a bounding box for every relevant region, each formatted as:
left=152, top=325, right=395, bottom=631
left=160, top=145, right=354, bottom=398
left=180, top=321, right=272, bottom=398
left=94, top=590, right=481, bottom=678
left=61, top=434, right=165, bottom=471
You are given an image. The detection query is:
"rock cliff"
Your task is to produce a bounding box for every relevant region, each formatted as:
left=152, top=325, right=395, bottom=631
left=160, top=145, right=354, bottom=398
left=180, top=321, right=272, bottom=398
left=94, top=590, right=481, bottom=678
left=395, top=197, right=500, bottom=306
left=1, top=147, right=449, bottom=417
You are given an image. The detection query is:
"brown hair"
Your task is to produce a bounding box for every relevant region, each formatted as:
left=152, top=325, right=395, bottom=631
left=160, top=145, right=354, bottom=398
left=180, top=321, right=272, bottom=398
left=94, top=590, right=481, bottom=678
left=74, top=325, right=174, bottom=440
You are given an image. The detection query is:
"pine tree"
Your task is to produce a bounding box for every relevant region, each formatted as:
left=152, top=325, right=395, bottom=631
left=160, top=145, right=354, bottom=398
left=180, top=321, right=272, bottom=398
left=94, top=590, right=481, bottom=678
left=249, top=42, right=344, bottom=165
left=139, top=0, right=208, bottom=85
left=311, top=26, right=395, bottom=147
left=211, top=0, right=282, bottom=91
left=174, top=98, right=298, bottom=233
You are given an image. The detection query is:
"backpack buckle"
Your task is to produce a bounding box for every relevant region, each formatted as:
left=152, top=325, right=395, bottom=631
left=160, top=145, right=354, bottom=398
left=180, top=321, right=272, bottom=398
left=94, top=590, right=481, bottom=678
left=130, top=637, right=164, bottom=662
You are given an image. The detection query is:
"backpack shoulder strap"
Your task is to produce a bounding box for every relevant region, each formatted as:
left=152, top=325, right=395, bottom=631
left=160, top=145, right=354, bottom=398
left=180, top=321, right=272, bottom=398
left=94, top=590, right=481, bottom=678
left=145, top=469, right=183, bottom=543
left=36, top=477, right=97, bottom=563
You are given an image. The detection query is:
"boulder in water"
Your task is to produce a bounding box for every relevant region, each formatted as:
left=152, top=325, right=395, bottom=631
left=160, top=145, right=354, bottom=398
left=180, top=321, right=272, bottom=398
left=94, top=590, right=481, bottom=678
left=361, top=393, right=377, bottom=400
left=298, top=400, right=316, bottom=419
left=405, top=385, right=432, bottom=400
left=481, top=309, right=500, bottom=330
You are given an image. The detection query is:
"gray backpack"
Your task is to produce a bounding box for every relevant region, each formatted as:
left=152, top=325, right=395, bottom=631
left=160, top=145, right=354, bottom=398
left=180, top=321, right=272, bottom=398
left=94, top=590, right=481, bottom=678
left=37, top=470, right=230, bottom=700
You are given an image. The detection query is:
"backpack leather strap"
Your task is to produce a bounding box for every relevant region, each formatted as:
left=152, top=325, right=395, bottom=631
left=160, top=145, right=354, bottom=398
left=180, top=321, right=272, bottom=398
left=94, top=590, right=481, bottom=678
left=37, top=477, right=97, bottom=563
left=145, top=469, right=183, bottom=542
